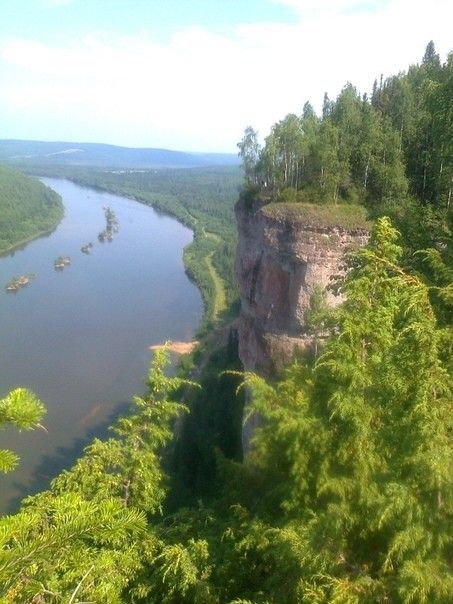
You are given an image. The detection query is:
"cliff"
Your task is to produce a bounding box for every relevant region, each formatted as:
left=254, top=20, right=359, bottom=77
left=235, top=196, right=370, bottom=375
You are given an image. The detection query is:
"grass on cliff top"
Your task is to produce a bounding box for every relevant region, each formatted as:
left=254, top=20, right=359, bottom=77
left=261, top=202, right=371, bottom=231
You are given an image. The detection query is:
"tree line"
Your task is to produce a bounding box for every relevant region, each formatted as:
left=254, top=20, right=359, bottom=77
left=239, top=41, right=452, bottom=209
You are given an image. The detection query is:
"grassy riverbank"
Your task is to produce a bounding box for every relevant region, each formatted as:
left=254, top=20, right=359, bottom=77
left=0, top=165, right=63, bottom=255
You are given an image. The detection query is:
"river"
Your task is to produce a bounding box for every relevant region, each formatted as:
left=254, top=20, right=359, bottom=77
left=0, top=178, right=202, bottom=512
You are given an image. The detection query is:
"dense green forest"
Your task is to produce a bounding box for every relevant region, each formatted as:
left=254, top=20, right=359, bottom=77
left=239, top=41, right=452, bottom=210
left=0, top=166, right=63, bottom=254
left=0, top=43, right=452, bottom=602
left=238, top=40, right=452, bottom=311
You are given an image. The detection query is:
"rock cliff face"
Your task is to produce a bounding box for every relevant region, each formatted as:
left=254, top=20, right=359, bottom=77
left=235, top=196, right=370, bottom=449
left=235, top=197, right=370, bottom=377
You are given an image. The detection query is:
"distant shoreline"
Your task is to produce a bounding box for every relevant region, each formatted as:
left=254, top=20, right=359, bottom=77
left=0, top=224, right=59, bottom=257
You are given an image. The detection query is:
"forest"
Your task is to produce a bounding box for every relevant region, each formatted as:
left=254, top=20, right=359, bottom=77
left=0, top=166, right=63, bottom=254
left=239, top=41, right=452, bottom=210
left=0, top=42, right=452, bottom=603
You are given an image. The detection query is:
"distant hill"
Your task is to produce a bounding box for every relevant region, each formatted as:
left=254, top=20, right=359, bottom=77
left=0, top=165, right=63, bottom=253
left=0, top=140, right=240, bottom=170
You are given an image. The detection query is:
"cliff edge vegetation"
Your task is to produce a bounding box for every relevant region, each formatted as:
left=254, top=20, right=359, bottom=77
left=260, top=201, right=371, bottom=231
left=238, top=41, right=452, bottom=211
left=0, top=165, right=63, bottom=254
left=0, top=219, right=451, bottom=603
left=237, top=40, right=452, bottom=324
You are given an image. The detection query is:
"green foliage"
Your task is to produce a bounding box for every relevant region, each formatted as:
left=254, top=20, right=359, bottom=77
left=249, top=42, right=452, bottom=214
left=278, top=187, right=299, bottom=203
left=0, top=165, right=63, bottom=254
left=0, top=388, right=45, bottom=473
left=369, top=195, right=452, bottom=331
left=238, top=218, right=453, bottom=602
left=256, top=82, right=408, bottom=206
left=131, top=536, right=214, bottom=603
left=237, top=126, right=261, bottom=185
left=0, top=493, right=147, bottom=603
left=0, top=348, right=196, bottom=602
left=304, top=286, right=334, bottom=361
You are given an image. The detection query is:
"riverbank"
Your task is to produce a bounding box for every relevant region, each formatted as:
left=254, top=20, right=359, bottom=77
left=0, top=223, right=61, bottom=257
left=52, top=168, right=240, bottom=334
left=0, top=166, right=64, bottom=255
left=69, top=179, right=229, bottom=332
left=77, top=180, right=220, bottom=329
left=150, top=341, right=198, bottom=354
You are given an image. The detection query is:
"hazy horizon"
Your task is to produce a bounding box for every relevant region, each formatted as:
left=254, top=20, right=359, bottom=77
left=0, top=137, right=239, bottom=155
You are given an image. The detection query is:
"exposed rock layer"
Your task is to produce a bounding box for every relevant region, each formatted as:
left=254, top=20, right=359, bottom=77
left=235, top=196, right=370, bottom=449
left=235, top=197, right=370, bottom=377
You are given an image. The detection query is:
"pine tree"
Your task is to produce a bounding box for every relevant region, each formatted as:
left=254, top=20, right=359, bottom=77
left=0, top=348, right=197, bottom=603
left=423, top=40, right=440, bottom=68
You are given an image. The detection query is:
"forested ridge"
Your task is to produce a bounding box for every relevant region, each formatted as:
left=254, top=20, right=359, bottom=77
left=0, top=43, right=452, bottom=603
left=0, top=166, right=63, bottom=254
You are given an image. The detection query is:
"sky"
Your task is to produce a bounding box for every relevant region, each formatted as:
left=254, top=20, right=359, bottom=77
left=1, top=0, right=452, bottom=152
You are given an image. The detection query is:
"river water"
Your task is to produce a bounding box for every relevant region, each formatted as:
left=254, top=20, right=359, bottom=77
left=0, top=178, right=202, bottom=512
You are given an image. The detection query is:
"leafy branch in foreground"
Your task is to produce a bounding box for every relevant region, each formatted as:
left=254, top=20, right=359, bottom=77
left=0, top=388, right=45, bottom=473
left=241, top=217, right=452, bottom=603
left=0, top=346, right=196, bottom=603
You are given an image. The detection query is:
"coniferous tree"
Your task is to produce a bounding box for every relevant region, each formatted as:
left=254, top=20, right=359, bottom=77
left=239, top=218, right=452, bottom=602
left=0, top=348, right=196, bottom=603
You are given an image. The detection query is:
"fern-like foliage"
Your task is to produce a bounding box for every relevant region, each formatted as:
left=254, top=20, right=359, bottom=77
left=0, top=388, right=45, bottom=473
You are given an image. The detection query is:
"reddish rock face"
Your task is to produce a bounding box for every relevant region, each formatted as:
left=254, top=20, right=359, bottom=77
left=235, top=196, right=370, bottom=375
left=235, top=196, right=370, bottom=448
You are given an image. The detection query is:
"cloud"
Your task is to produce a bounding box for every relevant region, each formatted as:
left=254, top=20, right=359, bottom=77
left=272, top=0, right=386, bottom=15
left=0, top=0, right=452, bottom=151
left=41, top=0, right=75, bottom=6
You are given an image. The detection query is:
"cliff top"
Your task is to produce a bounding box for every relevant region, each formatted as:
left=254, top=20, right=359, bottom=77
left=260, top=202, right=371, bottom=232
